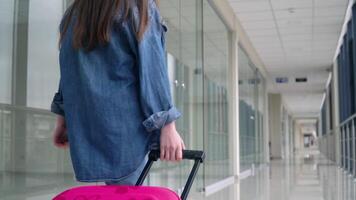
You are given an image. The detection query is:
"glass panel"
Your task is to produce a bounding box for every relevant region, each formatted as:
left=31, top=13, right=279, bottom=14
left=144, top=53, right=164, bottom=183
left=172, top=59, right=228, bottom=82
left=148, top=0, right=205, bottom=195
left=0, top=0, right=14, bottom=104
left=0, top=1, right=84, bottom=199
left=238, top=46, right=266, bottom=171
left=203, top=1, right=232, bottom=184
left=0, top=107, right=84, bottom=199
left=256, top=72, right=266, bottom=164
left=238, top=47, right=257, bottom=172
left=26, top=0, right=63, bottom=109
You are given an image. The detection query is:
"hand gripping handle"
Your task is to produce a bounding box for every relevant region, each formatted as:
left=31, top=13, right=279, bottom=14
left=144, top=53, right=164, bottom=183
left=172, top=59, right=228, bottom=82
left=136, top=149, right=205, bottom=200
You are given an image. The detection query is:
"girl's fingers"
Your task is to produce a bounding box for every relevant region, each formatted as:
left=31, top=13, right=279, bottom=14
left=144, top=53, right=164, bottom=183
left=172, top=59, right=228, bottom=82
left=170, top=147, right=176, bottom=161
left=165, top=147, right=171, bottom=161
left=176, top=145, right=183, bottom=161
left=160, top=147, right=165, bottom=160
left=53, top=128, right=69, bottom=149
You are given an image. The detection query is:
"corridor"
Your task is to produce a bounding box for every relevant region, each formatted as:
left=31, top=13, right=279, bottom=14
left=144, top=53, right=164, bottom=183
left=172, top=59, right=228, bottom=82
left=0, top=0, right=354, bottom=199
left=241, top=148, right=356, bottom=200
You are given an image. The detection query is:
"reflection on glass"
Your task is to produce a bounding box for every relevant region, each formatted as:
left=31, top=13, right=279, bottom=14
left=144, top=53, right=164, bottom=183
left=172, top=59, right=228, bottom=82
left=0, top=105, right=84, bottom=199
left=203, top=0, right=232, bottom=185
left=27, top=0, right=63, bottom=109
left=256, top=72, right=266, bottom=164
left=0, top=1, right=87, bottom=199
left=147, top=0, right=205, bottom=196
left=238, top=46, right=266, bottom=172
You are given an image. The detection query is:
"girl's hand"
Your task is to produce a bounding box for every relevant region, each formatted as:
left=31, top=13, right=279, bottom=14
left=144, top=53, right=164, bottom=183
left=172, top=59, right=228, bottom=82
left=53, top=115, right=69, bottom=148
left=160, top=122, right=186, bottom=162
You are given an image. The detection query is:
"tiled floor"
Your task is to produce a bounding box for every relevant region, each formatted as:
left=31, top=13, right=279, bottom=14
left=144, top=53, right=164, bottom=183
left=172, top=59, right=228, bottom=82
left=241, top=148, right=356, bottom=200
left=1, top=148, right=356, bottom=199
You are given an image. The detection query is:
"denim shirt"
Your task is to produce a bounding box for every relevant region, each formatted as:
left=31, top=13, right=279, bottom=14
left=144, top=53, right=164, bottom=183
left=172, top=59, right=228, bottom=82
left=50, top=0, right=181, bottom=182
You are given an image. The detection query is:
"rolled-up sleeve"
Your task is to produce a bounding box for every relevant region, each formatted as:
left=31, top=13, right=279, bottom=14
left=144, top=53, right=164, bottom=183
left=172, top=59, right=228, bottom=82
left=142, top=106, right=181, bottom=132
left=51, top=78, right=65, bottom=116
left=128, top=2, right=181, bottom=132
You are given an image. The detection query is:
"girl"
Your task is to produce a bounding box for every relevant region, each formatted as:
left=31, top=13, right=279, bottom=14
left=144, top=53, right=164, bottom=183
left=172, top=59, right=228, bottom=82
left=51, top=0, right=185, bottom=185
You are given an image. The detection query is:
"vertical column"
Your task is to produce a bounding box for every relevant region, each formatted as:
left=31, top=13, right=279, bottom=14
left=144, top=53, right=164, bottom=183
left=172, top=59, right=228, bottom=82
left=333, top=58, right=341, bottom=165
left=341, top=126, right=345, bottom=169
left=268, top=94, right=282, bottom=159
left=344, top=126, right=347, bottom=170
left=347, top=124, right=351, bottom=172
left=284, top=114, right=290, bottom=159
left=352, top=123, right=354, bottom=174
left=264, top=83, right=270, bottom=163
left=228, top=31, right=239, bottom=200
left=352, top=2, right=356, bottom=178
left=254, top=69, right=259, bottom=166
left=341, top=126, right=343, bottom=168
left=12, top=0, right=29, bottom=105
left=346, top=124, right=349, bottom=171
left=192, top=0, right=204, bottom=181
left=10, top=0, right=29, bottom=187
left=294, top=121, right=300, bottom=152
left=325, top=87, right=331, bottom=160
left=352, top=120, right=356, bottom=177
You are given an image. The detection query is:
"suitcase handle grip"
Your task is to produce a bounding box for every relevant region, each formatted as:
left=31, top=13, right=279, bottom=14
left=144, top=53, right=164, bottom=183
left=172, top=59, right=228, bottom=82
left=136, top=149, right=205, bottom=200
left=148, top=149, right=205, bottom=163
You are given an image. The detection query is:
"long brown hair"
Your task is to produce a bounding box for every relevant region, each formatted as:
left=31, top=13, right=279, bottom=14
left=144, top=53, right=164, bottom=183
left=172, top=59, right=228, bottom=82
left=60, top=0, right=157, bottom=51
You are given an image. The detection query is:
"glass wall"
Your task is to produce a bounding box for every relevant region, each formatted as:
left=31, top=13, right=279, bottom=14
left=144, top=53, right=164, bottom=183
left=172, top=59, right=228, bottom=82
left=0, top=1, right=74, bottom=200
left=0, top=0, right=234, bottom=199
left=320, top=4, right=356, bottom=177
left=0, top=0, right=14, bottom=104
left=203, top=0, right=232, bottom=185
left=238, top=46, right=266, bottom=173
left=27, top=0, right=64, bottom=108
left=147, top=0, right=205, bottom=195
left=149, top=1, right=233, bottom=198
left=256, top=72, right=266, bottom=164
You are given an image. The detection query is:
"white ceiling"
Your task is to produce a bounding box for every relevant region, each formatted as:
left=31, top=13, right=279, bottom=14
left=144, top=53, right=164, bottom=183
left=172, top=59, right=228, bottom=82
left=228, top=0, right=349, bottom=117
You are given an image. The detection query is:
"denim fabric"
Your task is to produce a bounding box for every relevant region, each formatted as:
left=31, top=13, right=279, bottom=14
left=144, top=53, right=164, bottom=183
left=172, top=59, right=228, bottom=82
left=51, top=90, right=65, bottom=116
left=105, top=154, right=148, bottom=186
left=50, top=0, right=180, bottom=182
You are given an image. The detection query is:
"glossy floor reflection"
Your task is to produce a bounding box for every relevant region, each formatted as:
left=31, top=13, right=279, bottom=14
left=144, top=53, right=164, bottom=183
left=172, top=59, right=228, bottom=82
left=1, top=148, right=356, bottom=199
left=241, top=148, right=356, bottom=200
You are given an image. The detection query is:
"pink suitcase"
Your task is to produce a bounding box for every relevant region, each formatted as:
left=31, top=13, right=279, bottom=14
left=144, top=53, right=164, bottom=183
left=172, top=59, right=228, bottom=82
left=53, top=150, right=205, bottom=200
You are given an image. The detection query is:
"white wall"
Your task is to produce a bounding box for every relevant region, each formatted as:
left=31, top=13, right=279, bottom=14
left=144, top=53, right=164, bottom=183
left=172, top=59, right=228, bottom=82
left=294, top=122, right=303, bottom=152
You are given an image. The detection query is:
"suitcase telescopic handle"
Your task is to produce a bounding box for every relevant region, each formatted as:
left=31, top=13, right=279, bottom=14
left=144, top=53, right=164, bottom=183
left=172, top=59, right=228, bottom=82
left=136, top=149, right=205, bottom=200
left=148, top=150, right=205, bottom=163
